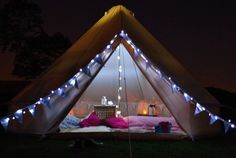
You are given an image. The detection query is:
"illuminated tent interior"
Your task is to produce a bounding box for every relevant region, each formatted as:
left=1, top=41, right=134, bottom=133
left=5, top=5, right=225, bottom=140
left=71, top=44, right=171, bottom=118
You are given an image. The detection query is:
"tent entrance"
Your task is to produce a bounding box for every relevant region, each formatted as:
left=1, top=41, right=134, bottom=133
left=70, top=44, right=171, bottom=118
left=59, top=44, right=186, bottom=136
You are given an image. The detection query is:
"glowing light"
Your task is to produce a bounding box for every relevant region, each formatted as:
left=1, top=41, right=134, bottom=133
left=96, top=54, right=99, bottom=58
left=228, top=119, right=231, bottom=123
left=140, top=54, right=147, bottom=61
left=12, top=117, right=15, bottom=120
left=23, top=111, right=26, bottom=114
left=168, top=77, right=171, bottom=80
left=231, top=124, right=235, bottom=128
left=116, top=110, right=121, bottom=117
left=16, top=109, right=22, bottom=114
left=110, top=39, right=114, bottom=44
left=91, top=59, right=95, bottom=63
left=51, top=90, right=54, bottom=94
left=119, top=66, right=122, bottom=72
left=117, top=56, right=121, bottom=60
left=80, top=68, right=82, bottom=72
left=119, top=86, right=122, bottom=91
left=127, top=40, right=131, bottom=44
left=36, top=101, right=41, bottom=105
left=106, top=45, right=111, bottom=49
left=118, top=95, right=121, bottom=100
left=143, top=109, right=147, bottom=115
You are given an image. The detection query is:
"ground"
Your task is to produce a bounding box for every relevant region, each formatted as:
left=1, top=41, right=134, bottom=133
left=0, top=132, right=236, bottom=158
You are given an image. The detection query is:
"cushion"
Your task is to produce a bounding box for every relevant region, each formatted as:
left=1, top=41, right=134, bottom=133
left=59, top=115, right=80, bottom=129
left=106, top=117, right=128, bottom=128
left=79, top=112, right=101, bottom=127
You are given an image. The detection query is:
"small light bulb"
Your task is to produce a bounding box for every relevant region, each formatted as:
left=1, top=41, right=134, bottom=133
left=110, top=39, right=114, bottom=44
left=117, top=56, right=120, bottom=60
left=118, top=95, right=121, bottom=100
left=231, top=124, right=235, bottom=128
left=91, top=59, right=94, bottom=63
left=51, top=90, right=54, bottom=94
left=23, top=111, right=26, bottom=114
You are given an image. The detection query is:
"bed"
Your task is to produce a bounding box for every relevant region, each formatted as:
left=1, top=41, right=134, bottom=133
left=59, top=115, right=185, bottom=135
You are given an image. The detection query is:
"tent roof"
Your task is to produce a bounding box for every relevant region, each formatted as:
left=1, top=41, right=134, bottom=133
left=11, top=5, right=219, bottom=108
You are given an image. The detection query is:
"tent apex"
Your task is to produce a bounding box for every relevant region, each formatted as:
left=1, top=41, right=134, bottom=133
left=107, top=5, right=135, bottom=17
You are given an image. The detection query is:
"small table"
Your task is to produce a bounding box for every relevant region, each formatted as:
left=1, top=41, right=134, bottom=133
left=93, top=105, right=116, bottom=120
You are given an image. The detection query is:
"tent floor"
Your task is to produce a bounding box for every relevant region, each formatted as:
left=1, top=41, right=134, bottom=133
left=48, top=132, right=189, bottom=141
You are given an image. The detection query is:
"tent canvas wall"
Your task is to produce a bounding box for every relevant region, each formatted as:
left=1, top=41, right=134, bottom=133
left=6, top=5, right=222, bottom=139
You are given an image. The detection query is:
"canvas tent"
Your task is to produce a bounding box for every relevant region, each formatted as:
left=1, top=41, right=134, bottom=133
left=5, top=5, right=223, bottom=139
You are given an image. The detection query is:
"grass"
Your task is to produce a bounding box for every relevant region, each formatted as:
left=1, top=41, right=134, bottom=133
left=0, top=133, right=236, bottom=158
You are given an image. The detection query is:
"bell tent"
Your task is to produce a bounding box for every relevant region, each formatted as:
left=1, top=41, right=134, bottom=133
left=2, top=5, right=230, bottom=139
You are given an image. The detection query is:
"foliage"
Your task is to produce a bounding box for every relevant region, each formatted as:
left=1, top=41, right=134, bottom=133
left=0, top=0, right=71, bottom=79
left=0, top=0, right=43, bottom=53
left=13, top=32, right=71, bottom=79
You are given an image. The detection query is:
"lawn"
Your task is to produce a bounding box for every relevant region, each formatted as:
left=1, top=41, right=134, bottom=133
left=0, top=132, right=236, bottom=158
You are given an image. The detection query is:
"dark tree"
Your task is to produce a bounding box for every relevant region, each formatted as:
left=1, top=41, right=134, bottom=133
left=0, top=0, right=43, bottom=53
left=13, top=33, right=71, bottom=79
left=0, top=0, right=71, bottom=79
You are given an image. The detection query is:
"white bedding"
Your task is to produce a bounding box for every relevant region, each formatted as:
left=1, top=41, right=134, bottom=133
left=60, top=125, right=111, bottom=133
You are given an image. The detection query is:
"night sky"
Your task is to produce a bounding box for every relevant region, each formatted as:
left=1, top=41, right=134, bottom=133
left=3, top=0, right=236, bottom=92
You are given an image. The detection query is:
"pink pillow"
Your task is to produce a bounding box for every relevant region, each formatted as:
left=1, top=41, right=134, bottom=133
left=106, top=117, right=128, bottom=128
left=80, top=112, right=101, bottom=127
